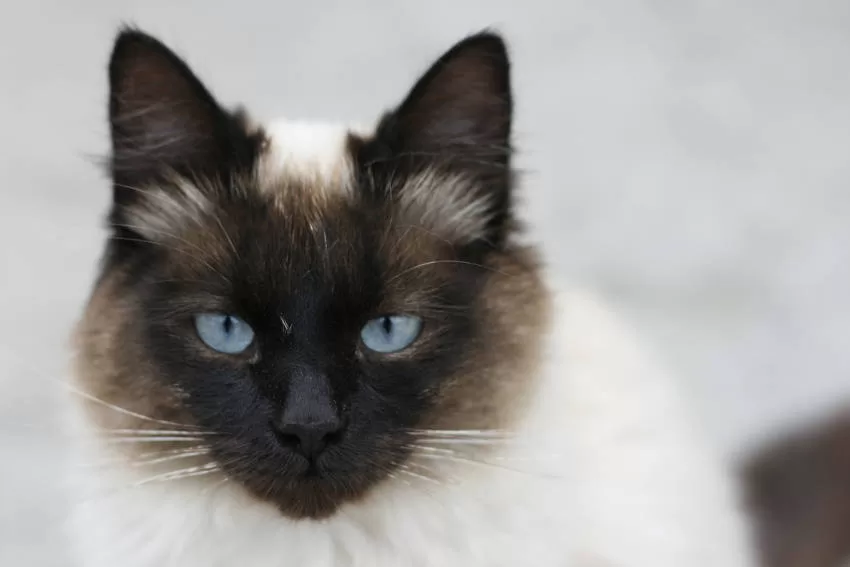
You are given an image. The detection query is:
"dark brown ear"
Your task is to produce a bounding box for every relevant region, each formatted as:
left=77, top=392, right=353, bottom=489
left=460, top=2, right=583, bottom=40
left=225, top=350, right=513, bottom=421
left=391, top=32, right=512, bottom=157
left=107, top=27, right=259, bottom=199
left=370, top=32, right=514, bottom=247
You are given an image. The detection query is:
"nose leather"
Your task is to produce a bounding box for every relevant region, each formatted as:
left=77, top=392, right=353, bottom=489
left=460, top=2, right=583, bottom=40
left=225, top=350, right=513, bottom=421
left=272, top=369, right=341, bottom=460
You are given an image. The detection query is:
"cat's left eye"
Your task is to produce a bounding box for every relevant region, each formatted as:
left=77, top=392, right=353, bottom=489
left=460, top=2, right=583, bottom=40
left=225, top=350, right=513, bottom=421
left=194, top=313, right=255, bottom=354
left=360, top=315, right=423, bottom=354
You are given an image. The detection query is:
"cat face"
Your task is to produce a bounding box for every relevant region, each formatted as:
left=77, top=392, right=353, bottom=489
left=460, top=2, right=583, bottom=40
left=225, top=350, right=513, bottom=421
left=75, top=28, right=548, bottom=519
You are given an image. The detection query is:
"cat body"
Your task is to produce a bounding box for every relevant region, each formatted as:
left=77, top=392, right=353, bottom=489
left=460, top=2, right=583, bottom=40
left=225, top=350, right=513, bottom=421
left=67, top=29, right=756, bottom=567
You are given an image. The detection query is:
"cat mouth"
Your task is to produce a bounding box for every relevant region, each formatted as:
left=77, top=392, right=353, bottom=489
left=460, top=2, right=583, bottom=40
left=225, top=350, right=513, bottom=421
left=215, top=436, right=392, bottom=519
left=266, top=422, right=346, bottom=480
left=236, top=467, right=370, bottom=520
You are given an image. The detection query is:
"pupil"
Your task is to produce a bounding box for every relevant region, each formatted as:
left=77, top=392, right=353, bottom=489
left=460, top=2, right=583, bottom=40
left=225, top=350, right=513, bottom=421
left=381, top=316, right=393, bottom=334
left=222, top=316, right=233, bottom=334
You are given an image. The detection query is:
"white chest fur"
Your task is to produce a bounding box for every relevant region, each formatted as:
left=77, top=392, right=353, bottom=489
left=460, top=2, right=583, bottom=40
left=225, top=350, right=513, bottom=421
left=66, top=287, right=757, bottom=567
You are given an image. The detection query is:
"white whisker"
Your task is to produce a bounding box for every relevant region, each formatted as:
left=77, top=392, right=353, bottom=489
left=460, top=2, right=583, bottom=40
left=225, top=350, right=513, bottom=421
left=133, top=463, right=221, bottom=486
left=199, top=476, right=231, bottom=497
left=407, top=458, right=459, bottom=484
left=410, top=442, right=561, bottom=463
left=98, top=429, right=218, bottom=437
left=387, top=260, right=509, bottom=285
left=408, top=429, right=513, bottom=438
left=410, top=437, right=513, bottom=446
left=385, top=471, right=407, bottom=485
left=397, top=465, right=443, bottom=486
left=78, top=446, right=209, bottom=468
left=408, top=444, right=457, bottom=456
left=413, top=450, right=560, bottom=479
left=103, top=436, right=207, bottom=443
left=128, top=449, right=211, bottom=467
left=64, top=384, right=200, bottom=429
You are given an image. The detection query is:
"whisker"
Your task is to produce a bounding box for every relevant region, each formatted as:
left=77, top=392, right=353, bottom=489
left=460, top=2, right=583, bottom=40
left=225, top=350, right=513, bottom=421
left=368, top=445, right=454, bottom=488
left=410, top=441, right=560, bottom=462
left=408, top=445, right=458, bottom=457
left=125, top=446, right=209, bottom=459
left=397, top=464, right=443, bottom=486
left=102, top=436, right=208, bottom=443
left=128, top=449, right=210, bottom=468
left=391, top=461, right=455, bottom=510
left=97, top=429, right=219, bottom=437
left=385, top=470, right=408, bottom=485
left=410, top=447, right=560, bottom=479
left=78, top=446, right=209, bottom=468
left=408, top=429, right=514, bottom=438
left=387, top=260, right=509, bottom=285
left=406, top=458, right=460, bottom=484
left=408, top=437, right=514, bottom=447
left=133, top=462, right=221, bottom=486
left=63, top=383, right=201, bottom=430
left=412, top=437, right=561, bottom=461
left=199, top=476, right=231, bottom=497
left=75, top=456, right=223, bottom=503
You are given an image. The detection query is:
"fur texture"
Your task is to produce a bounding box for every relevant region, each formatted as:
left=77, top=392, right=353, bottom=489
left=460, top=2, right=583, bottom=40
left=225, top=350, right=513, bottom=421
left=69, top=286, right=756, bottom=567
left=66, top=28, right=758, bottom=566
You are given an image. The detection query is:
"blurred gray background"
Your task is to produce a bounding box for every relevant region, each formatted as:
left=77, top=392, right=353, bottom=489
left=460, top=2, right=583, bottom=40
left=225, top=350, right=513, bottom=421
left=2, top=0, right=849, bottom=564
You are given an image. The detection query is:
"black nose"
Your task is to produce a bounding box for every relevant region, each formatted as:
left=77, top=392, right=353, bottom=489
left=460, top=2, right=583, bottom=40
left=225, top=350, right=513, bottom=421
left=272, top=368, right=343, bottom=461
left=273, top=418, right=342, bottom=460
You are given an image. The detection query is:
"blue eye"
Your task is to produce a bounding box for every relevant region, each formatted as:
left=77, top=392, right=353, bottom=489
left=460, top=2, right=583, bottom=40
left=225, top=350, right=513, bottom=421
left=360, top=315, right=423, bottom=353
left=194, top=313, right=255, bottom=354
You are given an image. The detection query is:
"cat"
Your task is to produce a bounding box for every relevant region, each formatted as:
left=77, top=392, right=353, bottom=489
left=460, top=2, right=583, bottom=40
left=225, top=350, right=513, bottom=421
left=66, top=27, right=758, bottom=567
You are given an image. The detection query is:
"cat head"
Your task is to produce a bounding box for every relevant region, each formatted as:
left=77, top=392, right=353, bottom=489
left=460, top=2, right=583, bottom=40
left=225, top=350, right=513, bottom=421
left=75, top=27, right=549, bottom=519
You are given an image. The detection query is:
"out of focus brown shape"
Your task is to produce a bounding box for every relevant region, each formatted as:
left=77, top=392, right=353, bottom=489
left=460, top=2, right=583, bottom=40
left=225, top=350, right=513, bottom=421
left=745, top=410, right=850, bottom=567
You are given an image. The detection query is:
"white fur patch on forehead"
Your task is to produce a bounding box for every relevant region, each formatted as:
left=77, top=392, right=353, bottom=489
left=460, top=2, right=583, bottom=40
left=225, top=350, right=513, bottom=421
left=396, top=167, right=494, bottom=244
left=257, top=119, right=366, bottom=196
left=120, top=176, right=213, bottom=241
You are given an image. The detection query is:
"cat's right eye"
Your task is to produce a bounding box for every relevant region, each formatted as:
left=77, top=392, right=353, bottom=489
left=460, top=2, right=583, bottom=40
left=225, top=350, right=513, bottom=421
left=194, top=313, right=255, bottom=354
